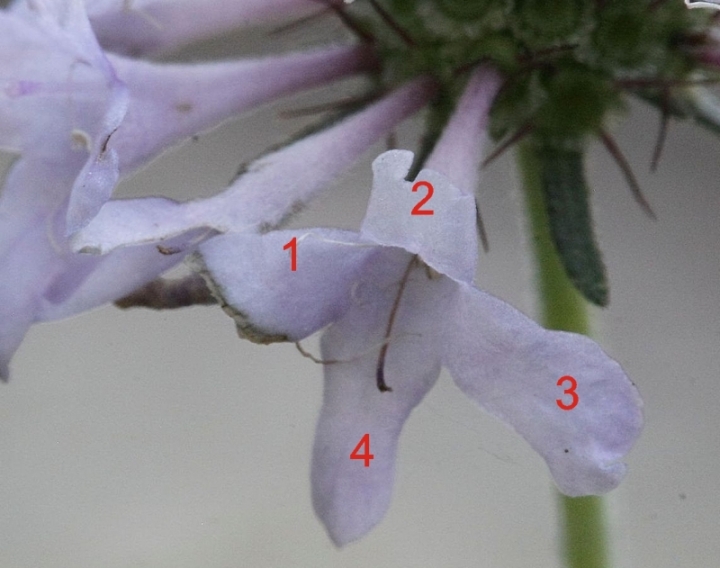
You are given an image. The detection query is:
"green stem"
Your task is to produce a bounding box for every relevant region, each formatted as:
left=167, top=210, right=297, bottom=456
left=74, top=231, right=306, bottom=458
left=517, top=142, right=612, bottom=568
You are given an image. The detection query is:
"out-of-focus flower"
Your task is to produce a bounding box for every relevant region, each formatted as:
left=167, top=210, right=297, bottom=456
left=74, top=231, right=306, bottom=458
left=82, top=0, right=320, bottom=56
left=0, top=0, right=375, bottom=379
left=187, top=68, right=643, bottom=545
left=0, top=0, right=652, bottom=552
left=72, top=78, right=435, bottom=254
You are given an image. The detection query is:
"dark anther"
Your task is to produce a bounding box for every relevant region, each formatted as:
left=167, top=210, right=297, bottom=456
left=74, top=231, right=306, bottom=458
left=475, top=198, right=490, bottom=253
left=374, top=256, right=417, bottom=393
left=375, top=361, right=393, bottom=392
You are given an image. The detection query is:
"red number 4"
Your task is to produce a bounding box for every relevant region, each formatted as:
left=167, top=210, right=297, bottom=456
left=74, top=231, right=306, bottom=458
left=350, top=433, right=374, bottom=467
left=556, top=375, right=579, bottom=410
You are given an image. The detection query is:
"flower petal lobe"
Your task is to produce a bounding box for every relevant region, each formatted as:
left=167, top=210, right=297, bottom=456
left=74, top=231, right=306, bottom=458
left=442, top=283, right=643, bottom=496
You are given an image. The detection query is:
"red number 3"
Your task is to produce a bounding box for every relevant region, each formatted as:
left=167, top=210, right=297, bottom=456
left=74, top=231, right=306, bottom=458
left=556, top=375, right=579, bottom=410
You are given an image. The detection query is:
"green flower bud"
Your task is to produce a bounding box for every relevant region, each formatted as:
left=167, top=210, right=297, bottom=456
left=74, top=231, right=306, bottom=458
left=513, top=0, right=587, bottom=45
left=535, top=66, right=617, bottom=137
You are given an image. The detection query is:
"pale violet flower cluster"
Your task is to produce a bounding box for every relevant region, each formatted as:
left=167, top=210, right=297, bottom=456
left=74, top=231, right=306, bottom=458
left=0, top=0, right=375, bottom=378
left=1, top=0, right=643, bottom=547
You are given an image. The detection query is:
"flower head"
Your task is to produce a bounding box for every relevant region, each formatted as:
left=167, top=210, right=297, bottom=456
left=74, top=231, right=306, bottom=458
left=0, top=0, right=376, bottom=379
left=189, top=68, right=643, bottom=545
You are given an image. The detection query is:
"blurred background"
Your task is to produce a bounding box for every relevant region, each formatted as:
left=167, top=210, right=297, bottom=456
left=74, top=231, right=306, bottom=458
left=1, top=10, right=719, bottom=568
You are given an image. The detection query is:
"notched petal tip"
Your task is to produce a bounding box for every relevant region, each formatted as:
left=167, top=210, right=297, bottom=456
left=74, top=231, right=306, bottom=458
left=363, top=150, right=478, bottom=282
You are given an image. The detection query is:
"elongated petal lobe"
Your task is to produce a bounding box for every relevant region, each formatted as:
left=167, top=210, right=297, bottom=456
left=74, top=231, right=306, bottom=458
left=312, top=250, right=445, bottom=545
left=194, top=230, right=377, bottom=343
left=442, top=283, right=643, bottom=496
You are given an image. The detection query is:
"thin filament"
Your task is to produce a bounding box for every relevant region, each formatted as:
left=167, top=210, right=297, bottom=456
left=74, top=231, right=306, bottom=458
left=375, top=255, right=417, bottom=392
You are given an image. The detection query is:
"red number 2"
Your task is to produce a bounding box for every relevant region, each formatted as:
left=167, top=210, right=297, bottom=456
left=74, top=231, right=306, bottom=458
left=411, top=181, right=434, bottom=215
left=556, top=375, right=579, bottom=410
left=350, top=433, right=374, bottom=467
left=283, top=237, right=297, bottom=271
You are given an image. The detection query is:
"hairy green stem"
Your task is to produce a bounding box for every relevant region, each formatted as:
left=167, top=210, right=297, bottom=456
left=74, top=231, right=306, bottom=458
left=518, top=142, right=611, bottom=568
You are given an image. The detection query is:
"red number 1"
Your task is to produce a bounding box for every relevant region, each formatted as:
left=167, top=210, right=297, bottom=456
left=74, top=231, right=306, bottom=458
left=556, top=375, right=579, bottom=410
left=350, top=433, right=374, bottom=467
left=283, top=237, right=297, bottom=271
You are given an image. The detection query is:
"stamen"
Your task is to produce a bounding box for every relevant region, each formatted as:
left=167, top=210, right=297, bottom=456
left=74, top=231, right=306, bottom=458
left=295, top=341, right=342, bottom=364
left=310, top=0, right=374, bottom=43
left=366, top=0, right=416, bottom=46
left=475, top=198, right=490, bottom=253
left=651, top=89, right=670, bottom=172
left=482, top=121, right=534, bottom=168
left=269, top=6, right=332, bottom=36
left=599, top=129, right=657, bottom=219
left=296, top=334, right=418, bottom=366
left=278, top=92, right=380, bottom=119
left=375, top=255, right=417, bottom=392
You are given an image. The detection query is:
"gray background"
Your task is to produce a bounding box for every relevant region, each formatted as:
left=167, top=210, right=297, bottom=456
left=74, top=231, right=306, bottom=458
left=1, top=14, right=719, bottom=568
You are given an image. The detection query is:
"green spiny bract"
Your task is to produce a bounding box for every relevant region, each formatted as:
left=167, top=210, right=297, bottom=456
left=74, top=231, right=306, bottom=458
left=351, top=0, right=713, bottom=142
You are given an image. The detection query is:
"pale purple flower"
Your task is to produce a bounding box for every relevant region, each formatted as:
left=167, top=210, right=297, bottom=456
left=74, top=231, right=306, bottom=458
left=57, top=76, right=433, bottom=318
left=0, top=3, right=643, bottom=547
left=55, top=77, right=433, bottom=330
left=72, top=77, right=435, bottom=254
left=0, top=0, right=376, bottom=379
left=76, top=42, right=375, bottom=231
left=188, top=68, right=644, bottom=545
left=83, top=0, right=319, bottom=56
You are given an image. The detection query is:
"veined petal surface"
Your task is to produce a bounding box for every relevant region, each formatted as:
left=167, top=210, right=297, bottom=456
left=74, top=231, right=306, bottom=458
left=442, top=282, right=644, bottom=496
left=194, top=229, right=377, bottom=343
left=362, top=150, right=477, bottom=283
left=83, top=0, right=318, bottom=55
left=312, top=249, right=446, bottom=546
left=73, top=78, right=436, bottom=254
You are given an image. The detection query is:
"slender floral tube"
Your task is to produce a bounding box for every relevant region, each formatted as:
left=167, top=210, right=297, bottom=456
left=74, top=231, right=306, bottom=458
left=108, top=44, right=379, bottom=176
left=73, top=76, right=438, bottom=255
left=84, top=0, right=321, bottom=55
